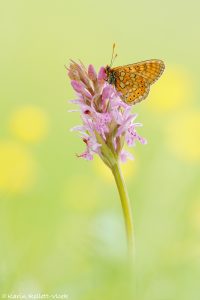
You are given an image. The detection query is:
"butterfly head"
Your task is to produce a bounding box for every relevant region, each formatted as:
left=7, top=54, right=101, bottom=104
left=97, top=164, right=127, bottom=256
left=105, top=65, right=116, bottom=85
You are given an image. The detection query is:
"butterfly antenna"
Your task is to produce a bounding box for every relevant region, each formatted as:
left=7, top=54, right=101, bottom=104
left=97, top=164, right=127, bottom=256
left=110, top=43, right=117, bottom=67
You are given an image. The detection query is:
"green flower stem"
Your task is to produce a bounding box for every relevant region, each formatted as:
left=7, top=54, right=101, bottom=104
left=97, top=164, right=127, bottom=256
left=111, top=161, right=135, bottom=259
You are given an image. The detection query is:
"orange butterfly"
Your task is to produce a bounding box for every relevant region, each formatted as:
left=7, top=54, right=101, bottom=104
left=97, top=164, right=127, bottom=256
left=105, top=44, right=165, bottom=105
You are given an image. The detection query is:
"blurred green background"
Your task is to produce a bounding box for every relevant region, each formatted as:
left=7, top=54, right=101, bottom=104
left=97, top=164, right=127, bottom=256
left=0, top=0, right=200, bottom=299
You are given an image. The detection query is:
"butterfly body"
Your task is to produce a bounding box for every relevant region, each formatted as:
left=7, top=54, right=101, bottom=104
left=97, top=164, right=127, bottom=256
left=105, top=59, right=165, bottom=105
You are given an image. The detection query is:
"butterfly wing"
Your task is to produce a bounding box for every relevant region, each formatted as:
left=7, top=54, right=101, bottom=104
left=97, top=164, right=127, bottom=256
left=112, top=59, right=165, bottom=105
left=130, top=59, right=165, bottom=84
left=114, top=70, right=150, bottom=105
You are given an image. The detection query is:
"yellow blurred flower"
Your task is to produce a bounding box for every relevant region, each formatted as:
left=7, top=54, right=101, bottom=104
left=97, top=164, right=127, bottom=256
left=147, top=65, right=194, bottom=113
left=166, top=111, right=200, bottom=162
left=0, top=140, right=37, bottom=193
left=9, top=106, right=49, bottom=143
left=93, top=155, right=137, bottom=183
